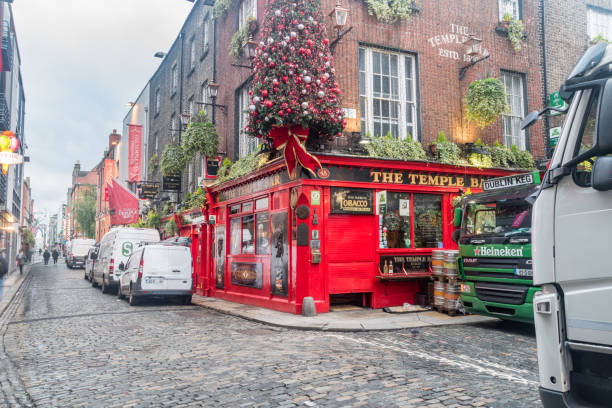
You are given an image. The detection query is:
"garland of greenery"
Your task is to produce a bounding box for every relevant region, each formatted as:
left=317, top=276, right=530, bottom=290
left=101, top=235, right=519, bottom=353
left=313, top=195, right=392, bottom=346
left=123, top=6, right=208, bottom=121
left=213, top=0, right=232, bottom=19
left=364, top=132, right=427, bottom=161
left=507, top=17, right=525, bottom=53
left=181, top=113, right=219, bottom=161
left=510, top=145, right=535, bottom=169
left=364, top=0, right=415, bottom=24
left=145, top=210, right=161, bottom=229
left=430, top=132, right=462, bottom=165
left=230, top=16, right=255, bottom=60
left=216, top=150, right=269, bottom=183
left=465, top=77, right=509, bottom=128
left=181, top=187, right=207, bottom=209
left=160, top=144, right=186, bottom=176
left=164, top=217, right=179, bottom=237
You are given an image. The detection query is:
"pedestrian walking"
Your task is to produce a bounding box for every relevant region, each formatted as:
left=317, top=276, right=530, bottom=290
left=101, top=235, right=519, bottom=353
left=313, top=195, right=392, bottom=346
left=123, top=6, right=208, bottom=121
left=16, top=248, right=26, bottom=275
left=43, top=249, right=50, bottom=265
left=52, top=248, right=59, bottom=264
left=38, top=248, right=42, bottom=256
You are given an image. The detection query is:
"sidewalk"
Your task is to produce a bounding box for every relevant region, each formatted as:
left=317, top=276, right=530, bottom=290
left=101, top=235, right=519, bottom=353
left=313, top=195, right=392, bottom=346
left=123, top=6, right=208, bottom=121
left=192, top=295, right=496, bottom=331
left=0, top=262, right=33, bottom=317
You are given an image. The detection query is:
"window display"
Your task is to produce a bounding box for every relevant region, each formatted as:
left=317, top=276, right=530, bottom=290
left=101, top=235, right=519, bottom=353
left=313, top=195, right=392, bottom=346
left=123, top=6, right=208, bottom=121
left=413, top=194, right=443, bottom=248
left=379, top=192, right=411, bottom=248
left=230, top=218, right=241, bottom=255
left=242, top=214, right=255, bottom=254
left=256, top=213, right=270, bottom=254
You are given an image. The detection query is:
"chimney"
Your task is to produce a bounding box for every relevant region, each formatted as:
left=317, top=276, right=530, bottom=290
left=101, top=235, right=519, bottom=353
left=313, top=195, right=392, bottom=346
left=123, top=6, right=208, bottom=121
left=109, top=129, right=121, bottom=150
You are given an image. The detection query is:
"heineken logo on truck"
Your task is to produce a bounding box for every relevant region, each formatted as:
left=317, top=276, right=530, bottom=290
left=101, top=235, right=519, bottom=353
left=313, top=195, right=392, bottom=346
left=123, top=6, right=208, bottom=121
left=474, top=246, right=523, bottom=257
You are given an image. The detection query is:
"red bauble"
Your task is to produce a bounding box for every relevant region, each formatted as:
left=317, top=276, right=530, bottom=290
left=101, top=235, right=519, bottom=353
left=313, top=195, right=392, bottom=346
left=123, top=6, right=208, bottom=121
left=278, top=110, right=284, bottom=116
left=282, top=76, right=288, bottom=83
left=322, top=38, right=329, bottom=45
left=269, top=62, right=276, bottom=68
left=306, top=39, right=313, bottom=48
left=286, top=108, right=292, bottom=114
left=262, top=90, right=268, bottom=97
left=264, top=100, right=273, bottom=108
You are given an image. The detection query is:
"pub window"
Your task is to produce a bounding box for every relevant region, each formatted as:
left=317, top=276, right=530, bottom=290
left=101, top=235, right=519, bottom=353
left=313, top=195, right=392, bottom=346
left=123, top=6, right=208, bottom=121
left=242, top=214, right=255, bottom=254
left=230, top=204, right=240, bottom=214
left=358, top=46, right=418, bottom=140
left=242, top=201, right=253, bottom=212
left=501, top=70, right=527, bottom=150
left=587, top=6, right=612, bottom=42
left=379, top=192, right=442, bottom=249
left=256, top=213, right=270, bottom=254
left=255, top=197, right=269, bottom=210
left=230, top=218, right=241, bottom=254
left=413, top=194, right=443, bottom=248
left=498, top=0, right=520, bottom=21
left=380, top=192, right=412, bottom=249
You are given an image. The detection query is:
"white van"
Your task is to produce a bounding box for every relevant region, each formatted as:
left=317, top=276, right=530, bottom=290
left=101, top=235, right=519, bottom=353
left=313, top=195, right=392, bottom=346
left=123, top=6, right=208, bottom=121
left=117, top=243, right=193, bottom=306
left=92, top=227, right=160, bottom=294
left=67, top=238, right=96, bottom=269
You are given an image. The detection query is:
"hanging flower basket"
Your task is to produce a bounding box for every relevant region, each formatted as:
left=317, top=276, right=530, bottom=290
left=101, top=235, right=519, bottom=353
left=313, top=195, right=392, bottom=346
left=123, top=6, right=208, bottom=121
left=465, top=77, right=509, bottom=128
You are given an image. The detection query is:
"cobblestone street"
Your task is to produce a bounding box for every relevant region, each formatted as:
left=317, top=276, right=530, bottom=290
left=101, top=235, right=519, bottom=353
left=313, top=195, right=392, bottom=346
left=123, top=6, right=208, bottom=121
left=0, top=263, right=541, bottom=407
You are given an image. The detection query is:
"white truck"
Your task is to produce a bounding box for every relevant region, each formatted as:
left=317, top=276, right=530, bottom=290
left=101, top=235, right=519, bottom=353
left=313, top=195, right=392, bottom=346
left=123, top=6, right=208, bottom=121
left=522, top=42, right=612, bottom=407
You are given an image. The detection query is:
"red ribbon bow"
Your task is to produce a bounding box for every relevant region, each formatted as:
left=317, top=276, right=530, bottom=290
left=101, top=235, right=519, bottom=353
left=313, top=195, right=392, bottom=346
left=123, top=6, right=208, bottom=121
left=269, top=126, right=321, bottom=179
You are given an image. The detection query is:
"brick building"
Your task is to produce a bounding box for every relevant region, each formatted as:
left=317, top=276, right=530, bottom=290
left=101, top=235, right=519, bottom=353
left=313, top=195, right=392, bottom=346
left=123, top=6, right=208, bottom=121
left=95, top=130, right=121, bottom=241
left=67, top=160, right=99, bottom=239
left=214, top=0, right=546, bottom=160
left=147, top=0, right=216, bottom=204
left=543, top=0, right=612, bottom=151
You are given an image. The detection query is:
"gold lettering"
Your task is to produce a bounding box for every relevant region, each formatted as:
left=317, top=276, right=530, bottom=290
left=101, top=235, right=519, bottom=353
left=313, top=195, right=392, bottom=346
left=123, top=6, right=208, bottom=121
left=448, top=176, right=457, bottom=187
left=439, top=176, right=449, bottom=186
left=382, top=172, right=394, bottom=183
left=456, top=177, right=465, bottom=187
left=419, top=175, right=428, bottom=184
left=427, top=175, right=439, bottom=185
left=408, top=174, right=418, bottom=184
left=471, top=177, right=480, bottom=188
left=371, top=171, right=382, bottom=182
left=394, top=172, right=403, bottom=184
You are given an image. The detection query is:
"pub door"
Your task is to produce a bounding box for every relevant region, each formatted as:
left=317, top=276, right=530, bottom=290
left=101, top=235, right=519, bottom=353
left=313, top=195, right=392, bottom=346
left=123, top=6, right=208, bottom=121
left=191, top=230, right=200, bottom=293
left=326, top=214, right=375, bottom=304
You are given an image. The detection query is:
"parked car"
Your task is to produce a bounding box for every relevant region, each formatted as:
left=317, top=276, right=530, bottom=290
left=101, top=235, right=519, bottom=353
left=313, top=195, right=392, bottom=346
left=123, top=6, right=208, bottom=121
left=67, top=238, right=96, bottom=269
left=92, top=228, right=160, bottom=294
left=84, top=244, right=99, bottom=281
left=118, top=243, right=193, bottom=306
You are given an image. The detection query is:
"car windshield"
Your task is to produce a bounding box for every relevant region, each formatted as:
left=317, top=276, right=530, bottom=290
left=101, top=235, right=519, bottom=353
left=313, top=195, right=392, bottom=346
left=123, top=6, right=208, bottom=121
left=463, top=201, right=531, bottom=237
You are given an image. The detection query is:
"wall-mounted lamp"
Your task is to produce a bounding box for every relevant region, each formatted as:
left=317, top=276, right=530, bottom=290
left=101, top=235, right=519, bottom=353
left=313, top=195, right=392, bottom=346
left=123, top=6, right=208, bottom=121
left=459, top=35, right=490, bottom=80
left=232, top=36, right=259, bottom=69
left=180, top=112, right=191, bottom=128
left=329, top=1, right=352, bottom=53
left=196, top=81, right=227, bottom=114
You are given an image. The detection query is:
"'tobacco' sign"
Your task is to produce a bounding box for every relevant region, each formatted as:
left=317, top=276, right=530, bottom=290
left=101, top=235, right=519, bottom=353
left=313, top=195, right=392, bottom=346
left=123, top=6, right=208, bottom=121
left=482, top=171, right=541, bottom=191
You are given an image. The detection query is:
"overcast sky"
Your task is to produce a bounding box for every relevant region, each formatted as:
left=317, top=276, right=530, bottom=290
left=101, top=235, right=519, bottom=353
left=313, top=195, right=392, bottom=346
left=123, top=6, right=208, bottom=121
left=12, top=0, right=193, bottom=217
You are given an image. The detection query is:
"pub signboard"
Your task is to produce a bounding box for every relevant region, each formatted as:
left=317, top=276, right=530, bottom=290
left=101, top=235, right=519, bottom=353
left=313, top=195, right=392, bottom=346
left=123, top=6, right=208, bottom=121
left=162, top=175, right=181, bottom=192
left=330, top=188, right=373, bottom=214
left=138, top=182, right=160, bottom=200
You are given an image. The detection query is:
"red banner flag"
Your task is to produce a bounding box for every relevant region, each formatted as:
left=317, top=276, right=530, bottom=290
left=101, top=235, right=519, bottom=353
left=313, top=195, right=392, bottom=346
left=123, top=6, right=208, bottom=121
left=108, top=179, right=139, bottom=225
left=128, top=125, right=142, bottom=183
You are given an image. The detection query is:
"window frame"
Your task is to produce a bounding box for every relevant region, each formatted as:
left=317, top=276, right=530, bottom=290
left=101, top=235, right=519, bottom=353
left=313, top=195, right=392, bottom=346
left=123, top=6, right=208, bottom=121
left=155, top=88, right=161, bottom=115
left=238, top=0, right=257, bottom=30
left=189, top=35, right=196, bottom=71
left=570, top=87, right=601, bottom=188
left=228, top=196, right=271, bottom=256
left=376, top=190, right=444, bottom=250
left=236, top=82, right=259, bottom=158
left=498, top=0, right=522, bottom=21
left=587, top=6, right=612, bottom=42
left=358, top=45, right=420, bottom=141
left=500, top=70, right=528, bottom=150
left=171, top=63, right=178, bottom=95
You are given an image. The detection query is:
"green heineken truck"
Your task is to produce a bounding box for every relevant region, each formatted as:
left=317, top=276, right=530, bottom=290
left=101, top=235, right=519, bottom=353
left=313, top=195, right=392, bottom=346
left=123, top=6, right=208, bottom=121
left=453, top=172, right=541, bottom=323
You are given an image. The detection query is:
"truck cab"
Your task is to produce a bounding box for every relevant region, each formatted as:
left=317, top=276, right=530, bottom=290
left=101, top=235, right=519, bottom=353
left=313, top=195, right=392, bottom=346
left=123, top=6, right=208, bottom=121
left=523, top=42, right=612, bottom=407
left=455, top=173, right=540, bottom=323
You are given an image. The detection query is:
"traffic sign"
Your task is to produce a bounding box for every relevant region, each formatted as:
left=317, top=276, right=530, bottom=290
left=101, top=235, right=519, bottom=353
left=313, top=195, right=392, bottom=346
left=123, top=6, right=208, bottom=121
left=549, top=91, right=568, bottom=116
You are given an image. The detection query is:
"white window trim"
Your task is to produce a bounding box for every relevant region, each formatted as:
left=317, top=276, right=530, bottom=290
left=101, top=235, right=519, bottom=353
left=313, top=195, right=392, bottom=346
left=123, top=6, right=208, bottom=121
left=155, top=88, right=161, bottom=114
left=238, top=85, right=259, bottom=157
left=202, top=19, right=209, bottom=50
left=498, top=0, right=520, bottom=21
left=359, top=46, right=418, bottom=141
left=238, top=0, right=257, bottom=30
left=189, top=37, right=196, bottom=70
left=171, top=63, right=178, bottom=94
left=501, top=70, right=526, bottom=150
left=587, top=7, right=612, bottom=41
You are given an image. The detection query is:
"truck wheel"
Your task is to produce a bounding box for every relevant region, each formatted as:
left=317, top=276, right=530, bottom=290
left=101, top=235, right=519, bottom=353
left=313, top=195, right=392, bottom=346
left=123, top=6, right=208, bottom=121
left=117, top=284, right=123, bottom=300
left=183, top=295, right=192, bottom=305
left=91, top=276, right=97, bottom=288
left=101, top=277, right=109, bottom=294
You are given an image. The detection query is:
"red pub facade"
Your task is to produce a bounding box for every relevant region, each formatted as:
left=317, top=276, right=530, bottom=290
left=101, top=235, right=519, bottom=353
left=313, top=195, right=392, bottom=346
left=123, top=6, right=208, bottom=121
left=190, top=155, right=515, bottom=314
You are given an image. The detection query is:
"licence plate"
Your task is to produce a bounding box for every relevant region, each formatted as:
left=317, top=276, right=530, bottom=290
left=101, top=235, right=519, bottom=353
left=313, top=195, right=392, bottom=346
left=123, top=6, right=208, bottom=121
left=514, top=268, right=533, bottom=277
left=146, top=278, right=163, bottom=284
left=460, top=283, right=471, bottom=293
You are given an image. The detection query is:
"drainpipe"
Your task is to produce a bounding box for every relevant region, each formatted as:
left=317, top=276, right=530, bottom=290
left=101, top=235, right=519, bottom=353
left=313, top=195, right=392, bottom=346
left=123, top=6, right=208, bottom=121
left=178, top=31, right=185, bottom=203
left=540, top=0, right=551, bottom=159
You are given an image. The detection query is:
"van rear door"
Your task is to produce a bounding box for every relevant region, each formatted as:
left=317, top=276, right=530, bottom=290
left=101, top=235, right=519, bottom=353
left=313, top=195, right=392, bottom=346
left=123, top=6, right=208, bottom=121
left=553, top=86, right=612, bottom=346
left=142, top=247, right=192, bottom=291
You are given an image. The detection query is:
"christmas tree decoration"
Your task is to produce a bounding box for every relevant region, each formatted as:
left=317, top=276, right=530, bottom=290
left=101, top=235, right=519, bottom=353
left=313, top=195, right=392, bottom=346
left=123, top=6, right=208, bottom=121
left=246, top=0, right=345, bottom=178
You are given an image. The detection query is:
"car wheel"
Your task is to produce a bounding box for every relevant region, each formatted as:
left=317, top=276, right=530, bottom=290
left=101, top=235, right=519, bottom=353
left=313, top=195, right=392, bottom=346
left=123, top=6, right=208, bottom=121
left=117, top=284, right=123, bottom=300
left=84, top=269, right=88, bottom=280
left=128, top=286, right=137, bottom=306
left=183, top=295, right=192, bottom=305
left=91, top=275, right=97, bottom=288
left=101, top=277, right=109, bottom=294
